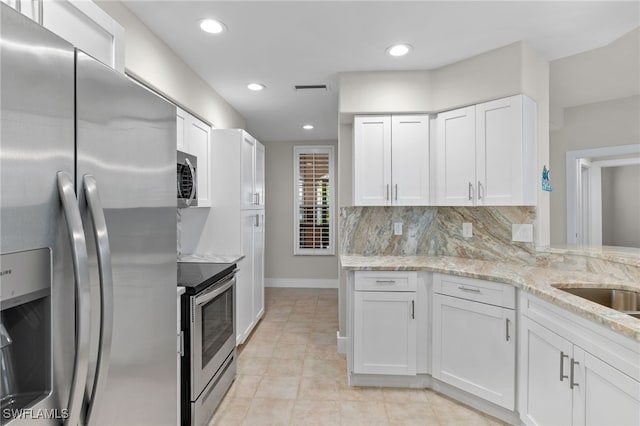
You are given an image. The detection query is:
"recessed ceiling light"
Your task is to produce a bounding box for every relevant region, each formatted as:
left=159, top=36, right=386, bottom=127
left=247, top=83, right=265, bottom=91
left=199, top=19, right=226, bottom=34
left=302, top=124, right=314, bottom=130
left=387, top=44, right=412, bottom=57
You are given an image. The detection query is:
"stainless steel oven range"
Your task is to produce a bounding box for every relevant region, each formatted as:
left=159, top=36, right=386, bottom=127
left=178, top=262, right=237, bottom=426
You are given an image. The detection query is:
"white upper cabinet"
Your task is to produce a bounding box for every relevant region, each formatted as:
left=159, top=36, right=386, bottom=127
left=176, top=107, right=212, bottom=207
left=240, top=133, right=265, bottom=210
left=353, top=114, right=430, bottom=206
left=4, top=0, right=126, bottom=72
left=435, top=106, right=476, bottom=206
left=435, top=94, right=537, bottom=206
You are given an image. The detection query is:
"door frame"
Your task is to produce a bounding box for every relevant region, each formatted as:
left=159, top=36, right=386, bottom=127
left=566, top=144, right=640, bottom=245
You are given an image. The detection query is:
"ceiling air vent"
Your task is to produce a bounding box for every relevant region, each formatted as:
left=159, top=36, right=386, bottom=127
left=294, top=84, right=329, bottom=91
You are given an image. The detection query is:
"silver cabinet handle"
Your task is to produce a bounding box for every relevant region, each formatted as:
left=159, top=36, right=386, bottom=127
left=457, top=285, right=481, bottom=293
left=57, top=171, right=91, bottom=426
left=82, top=175, right=114, bottom=425
left=254, top=192, right=259, bottom=205
left=560, top=352, right=569, bottom=381
left=395, top=184, right=398, bottom=201
left=570, top=359, right=579, bottom=389
left=255, top=214, right=259, bottom=227
left=505, top=318, right=511, bottom=341
left=386, top=184, right=390, bottom=201
left=375, top=280, right=396, bottom=284
left=185, top=157, right=197, bottom=206
left=477, top=181, right=483, bottom=200
left=468, top=182, right=473, bottom=200
left=411, top=300, right=415, bottom=319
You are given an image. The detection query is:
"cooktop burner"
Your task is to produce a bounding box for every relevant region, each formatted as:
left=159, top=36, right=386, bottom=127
left=177, top=262, right=236, bottom=294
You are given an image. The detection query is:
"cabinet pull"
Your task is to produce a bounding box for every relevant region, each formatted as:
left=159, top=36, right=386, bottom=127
left=375, top=280, right=396, bottom=284
left=477, top=181, right=483, bottom=200
left=395, top=184, right=398, bottom=201
left=505, top=318, right=510, bottom=341
left=457, top=285, right=481, bottom=293
left=411, top=300, right=415, bottom=319
left=386, top=184, right=390, bottom=201
left=570, top=359, right=579, bottom=389
left=254, top=192, right=259, bottom=205
left=254, top=214, right=259, bottom=227
left=560, top=352, right=569, bottom=381
left=468, top=182, right=474, bottom=201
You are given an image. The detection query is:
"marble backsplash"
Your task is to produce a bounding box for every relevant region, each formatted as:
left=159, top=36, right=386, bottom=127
left=339, top=205, right=640, bottom=281
left=339, top=205, right=536, bottom=263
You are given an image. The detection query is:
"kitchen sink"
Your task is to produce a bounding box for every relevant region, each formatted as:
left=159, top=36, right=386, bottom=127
left=554, top=286, right=640, bottom=319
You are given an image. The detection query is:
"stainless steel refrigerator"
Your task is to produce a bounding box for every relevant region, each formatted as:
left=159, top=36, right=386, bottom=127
left=0, top=4, right=177, bottom=425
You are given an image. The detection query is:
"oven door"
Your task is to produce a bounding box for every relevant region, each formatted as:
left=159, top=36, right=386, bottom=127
left=190, top=273, right=236, bottom=398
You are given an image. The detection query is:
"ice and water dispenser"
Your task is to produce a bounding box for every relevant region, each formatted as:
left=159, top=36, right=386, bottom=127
left=0, top=249, right=51, bottom=418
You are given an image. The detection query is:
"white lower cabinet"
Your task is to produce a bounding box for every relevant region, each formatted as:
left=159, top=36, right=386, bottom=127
left=236, top=210, right=265, bottom=344
left=354, top=291, right=416, bottom=375
left=432, top=274, right=516, bottom=410
left=352, top=271, right=418, bottom=375
left=520, top=294, right=640, bottom=426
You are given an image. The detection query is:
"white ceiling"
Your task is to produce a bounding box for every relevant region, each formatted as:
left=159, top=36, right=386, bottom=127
left=124, top=1, right=639, bottom=142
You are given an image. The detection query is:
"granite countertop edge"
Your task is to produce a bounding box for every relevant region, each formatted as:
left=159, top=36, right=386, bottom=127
left=340, top=255, right=640, bottom=342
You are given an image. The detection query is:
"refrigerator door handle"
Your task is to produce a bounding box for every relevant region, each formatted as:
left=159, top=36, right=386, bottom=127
left=57, top=171, right=91, bottom=426
left=82, top=175, right=114, bottom=425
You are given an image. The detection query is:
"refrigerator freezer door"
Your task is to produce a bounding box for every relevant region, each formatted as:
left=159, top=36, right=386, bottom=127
left=1, top=4, right=78, bottom=425
left=75, top=51, right=177, bottom=425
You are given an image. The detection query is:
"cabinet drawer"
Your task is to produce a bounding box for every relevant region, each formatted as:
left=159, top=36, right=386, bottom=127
left=355, top=271, right=417, bottom=292
left=433, top=273, right=515, bottom=309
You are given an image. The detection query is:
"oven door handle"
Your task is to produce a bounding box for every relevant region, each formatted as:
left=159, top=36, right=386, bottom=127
left=195, top=273, right=237, bottom=307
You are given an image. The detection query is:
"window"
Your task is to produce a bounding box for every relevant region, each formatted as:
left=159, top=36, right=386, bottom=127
left=294, top=146, right=335, bottom=255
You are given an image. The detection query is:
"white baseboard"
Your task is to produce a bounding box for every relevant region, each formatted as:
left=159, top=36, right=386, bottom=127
left=265, top=278, right=339, bottom=289
left=336, top=332, right=347, bottom=354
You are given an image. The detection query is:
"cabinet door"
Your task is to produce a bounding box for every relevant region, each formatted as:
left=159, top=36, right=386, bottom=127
left=572, top=346, right=640, bottom=426
left=435, top=106, right=476, bottom=205
left=475, top=95, right=523, bottom=205
left=255, top=142, right=265, bottom=208
left=520, top=317, right=573, bottom=426
left=237, top=211, right=256, bottom=344
left=241, top=133, right=257, bottom=210
left=176, top=108, right=186, bottom=150
left=353, top=291, right=416, bottom=375
left=42, top=0, right=124, bottom=72
left=353, top=115, right=392, bottom=206
left=188, top=116, right=212, bottom=207
left=391, top=115, right=430, bottom=205
left=432, top=294, right=515, bottom=409
left=252, top=211, right=265, bottom=322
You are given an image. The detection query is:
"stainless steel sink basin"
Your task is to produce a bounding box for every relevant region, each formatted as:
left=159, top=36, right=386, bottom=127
left=554, top=287, right=640, bottom=318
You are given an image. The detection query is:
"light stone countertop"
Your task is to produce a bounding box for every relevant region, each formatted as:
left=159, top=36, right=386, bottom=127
left=540, top=245, right=640, bottom=268
left=178, top=253, right=245, bottom=264
left=341, top=255, right=640, bottom=342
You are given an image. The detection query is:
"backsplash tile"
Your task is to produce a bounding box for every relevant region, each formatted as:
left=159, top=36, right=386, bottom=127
left=435, top=206, right=537, bottom=264
left=339, top=206, right=438, bottom=256
left=340, top=206, right=536, bottom=263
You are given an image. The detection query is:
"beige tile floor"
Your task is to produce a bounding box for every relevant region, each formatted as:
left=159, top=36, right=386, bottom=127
left=210, top=287, right=507, bottom=426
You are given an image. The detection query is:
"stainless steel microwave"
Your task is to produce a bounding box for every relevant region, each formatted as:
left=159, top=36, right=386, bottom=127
left=177, top=150, right=197, bottom=207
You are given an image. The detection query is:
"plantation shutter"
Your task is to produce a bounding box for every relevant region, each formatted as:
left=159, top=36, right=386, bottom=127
left=294, top=146, right=335, bottom=255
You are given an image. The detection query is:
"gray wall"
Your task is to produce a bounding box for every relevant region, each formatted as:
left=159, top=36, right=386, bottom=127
left=602, top=165, right=640, bottom=248
left=264, top=140, right=339, bottom=281
left=549, top=95, right=640, bottom=244
left=549, top=28, right=639, bottom=245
